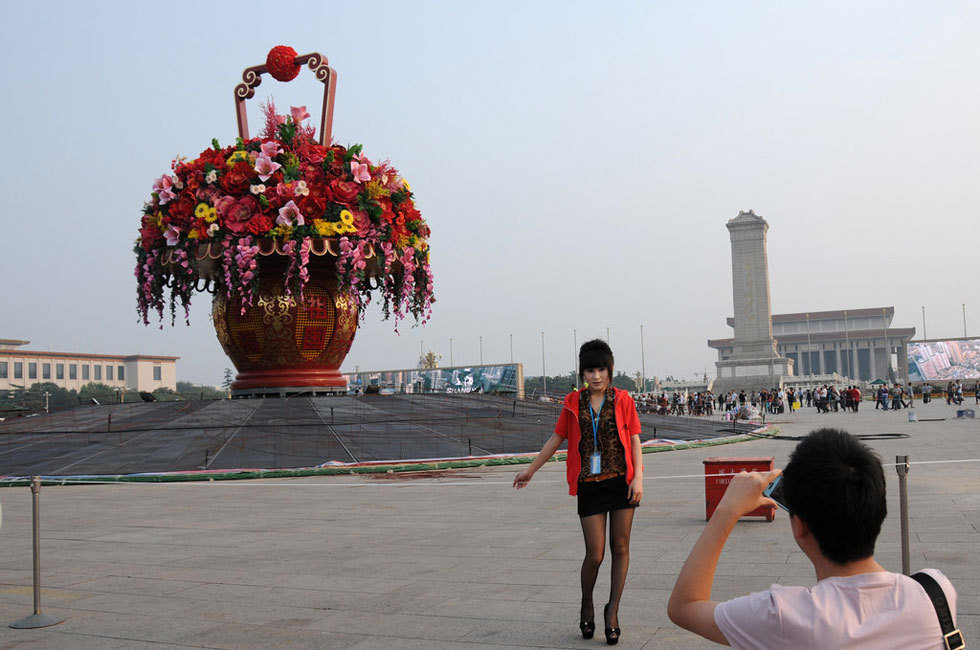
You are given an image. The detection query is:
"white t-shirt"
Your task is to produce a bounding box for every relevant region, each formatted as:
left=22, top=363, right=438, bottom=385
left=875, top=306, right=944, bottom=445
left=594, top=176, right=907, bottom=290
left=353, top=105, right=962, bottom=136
left=714, top=569, right=956, bottom=649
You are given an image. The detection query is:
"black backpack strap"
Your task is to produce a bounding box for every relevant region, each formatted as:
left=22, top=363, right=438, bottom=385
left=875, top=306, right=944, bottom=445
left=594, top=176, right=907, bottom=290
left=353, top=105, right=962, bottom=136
left=910, top=571, right=964, bottom=650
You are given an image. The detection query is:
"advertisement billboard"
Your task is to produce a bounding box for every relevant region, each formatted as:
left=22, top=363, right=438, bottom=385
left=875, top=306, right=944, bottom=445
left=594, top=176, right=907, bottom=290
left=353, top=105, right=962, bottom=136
left=344, top=363, right=523, bottom=397
left=907, top=339, right=980, bottom=382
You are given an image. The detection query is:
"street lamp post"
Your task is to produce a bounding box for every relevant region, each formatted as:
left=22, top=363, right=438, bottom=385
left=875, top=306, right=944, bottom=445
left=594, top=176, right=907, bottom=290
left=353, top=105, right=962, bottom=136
left=640, top=324, right=646, bottom=393
left=509, top=333, right=513, bottom=363
left=922, top=306, right=927, bottom=340
left=479, top=336, right=483, bottom=365
left=449, top=338, right=453, bottom=366
left=541, top=331, right=547, bottom=396
left=963, top=303, right=968, bottom=338
left=573, top=329, right=579, bottom=390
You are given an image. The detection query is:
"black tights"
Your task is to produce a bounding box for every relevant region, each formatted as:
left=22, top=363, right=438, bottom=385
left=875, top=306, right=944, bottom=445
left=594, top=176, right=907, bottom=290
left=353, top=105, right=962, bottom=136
left=579, top=508, right=635, bottom=627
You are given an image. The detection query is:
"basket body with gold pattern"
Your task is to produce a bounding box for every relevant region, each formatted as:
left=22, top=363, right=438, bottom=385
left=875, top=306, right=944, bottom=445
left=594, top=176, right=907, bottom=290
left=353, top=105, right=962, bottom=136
left=212, top=253, right=358, bottom=393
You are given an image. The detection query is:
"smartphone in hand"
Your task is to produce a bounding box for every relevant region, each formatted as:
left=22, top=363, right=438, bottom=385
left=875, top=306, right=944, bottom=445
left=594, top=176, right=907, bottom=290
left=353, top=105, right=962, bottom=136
left=763, top=475, right=790, bottom=513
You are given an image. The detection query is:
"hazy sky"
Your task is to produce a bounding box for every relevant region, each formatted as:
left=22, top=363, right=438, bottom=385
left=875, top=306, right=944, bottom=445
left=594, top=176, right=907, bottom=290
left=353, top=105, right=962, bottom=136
left=1, top=1, right=978, bottom=386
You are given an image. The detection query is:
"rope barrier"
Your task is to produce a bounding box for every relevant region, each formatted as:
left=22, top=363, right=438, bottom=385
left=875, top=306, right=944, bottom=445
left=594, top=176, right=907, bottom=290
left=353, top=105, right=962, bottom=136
left=1, top=457, right=977, bottom=489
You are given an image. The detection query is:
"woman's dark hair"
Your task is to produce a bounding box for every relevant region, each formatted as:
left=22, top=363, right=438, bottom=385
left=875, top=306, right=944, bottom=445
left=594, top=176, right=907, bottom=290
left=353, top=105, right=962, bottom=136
left=579, top=339, right=614, bottom=381
left=782, top=428, right=886, bottom=564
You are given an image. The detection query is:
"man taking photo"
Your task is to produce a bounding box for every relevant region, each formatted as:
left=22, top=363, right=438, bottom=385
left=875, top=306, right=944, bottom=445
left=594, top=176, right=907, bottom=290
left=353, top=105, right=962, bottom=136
left=668, top=428, right=959, bottom=648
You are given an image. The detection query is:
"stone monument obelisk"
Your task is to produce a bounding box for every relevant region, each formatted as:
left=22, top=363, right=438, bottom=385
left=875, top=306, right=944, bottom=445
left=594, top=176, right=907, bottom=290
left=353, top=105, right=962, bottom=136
left=713, top=210, right=794, bottom=394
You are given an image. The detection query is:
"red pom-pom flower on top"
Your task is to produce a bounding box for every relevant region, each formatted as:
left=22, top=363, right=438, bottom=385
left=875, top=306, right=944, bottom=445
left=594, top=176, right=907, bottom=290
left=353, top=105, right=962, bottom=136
left=266, top=45, right=301, bottom=82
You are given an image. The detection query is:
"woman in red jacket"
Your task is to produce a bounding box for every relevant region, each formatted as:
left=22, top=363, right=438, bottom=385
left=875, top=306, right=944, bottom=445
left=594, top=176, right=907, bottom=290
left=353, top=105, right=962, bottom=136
left=513, top=339, right=644, bottom=645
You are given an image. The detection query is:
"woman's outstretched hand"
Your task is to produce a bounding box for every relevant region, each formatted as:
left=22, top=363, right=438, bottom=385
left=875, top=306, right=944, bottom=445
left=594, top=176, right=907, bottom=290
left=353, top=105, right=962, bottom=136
left=513, top=468, right=534, bottom=489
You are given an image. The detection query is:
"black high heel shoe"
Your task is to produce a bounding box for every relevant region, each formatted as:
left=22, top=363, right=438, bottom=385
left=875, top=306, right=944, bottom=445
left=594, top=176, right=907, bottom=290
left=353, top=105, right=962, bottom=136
left=604, top=604, right=620, bottom=645
left=580, top=603, right=595, bottom=639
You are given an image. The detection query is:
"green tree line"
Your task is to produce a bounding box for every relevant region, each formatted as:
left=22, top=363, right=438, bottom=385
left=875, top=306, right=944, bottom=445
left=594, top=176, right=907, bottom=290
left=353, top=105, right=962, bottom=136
left=1, top=381, right=226, bottom=415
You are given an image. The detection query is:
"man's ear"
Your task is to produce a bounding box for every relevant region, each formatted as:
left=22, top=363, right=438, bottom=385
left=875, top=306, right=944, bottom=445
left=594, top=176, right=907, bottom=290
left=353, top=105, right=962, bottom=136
left=790, top=513, right=808, bottom=541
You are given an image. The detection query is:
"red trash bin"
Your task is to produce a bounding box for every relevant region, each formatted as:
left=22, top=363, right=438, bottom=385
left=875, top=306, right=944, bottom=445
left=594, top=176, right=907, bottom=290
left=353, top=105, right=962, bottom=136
left=703, top=456, right=776, bottom=521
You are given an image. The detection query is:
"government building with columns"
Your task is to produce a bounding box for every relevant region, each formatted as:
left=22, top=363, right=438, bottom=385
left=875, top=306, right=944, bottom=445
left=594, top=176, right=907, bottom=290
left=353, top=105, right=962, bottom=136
left=708, top=307, right=915, bottom=383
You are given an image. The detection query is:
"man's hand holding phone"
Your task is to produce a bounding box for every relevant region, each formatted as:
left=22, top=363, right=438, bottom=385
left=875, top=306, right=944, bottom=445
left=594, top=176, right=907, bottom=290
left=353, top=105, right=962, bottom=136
left=715, top=469, right=782, bottom=520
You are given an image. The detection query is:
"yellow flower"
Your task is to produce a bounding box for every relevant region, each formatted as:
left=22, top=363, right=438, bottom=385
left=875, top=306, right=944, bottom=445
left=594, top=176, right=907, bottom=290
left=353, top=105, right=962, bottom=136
left=339, top=210, right=355, bottom=227
left=188, top=229, right=200, bottom=240
left=226, top=150, right=250, bottom=166
left=153, top=211, right=164, bottom=228
left=313, top=219, right=336, bottom=236
left=271, top=225, right=293, bottom=239
left=366, top=180, right=389, bottom=199
left=195, top=203, right=218, bottom=222
left=402, top=178, right=411, bottom=192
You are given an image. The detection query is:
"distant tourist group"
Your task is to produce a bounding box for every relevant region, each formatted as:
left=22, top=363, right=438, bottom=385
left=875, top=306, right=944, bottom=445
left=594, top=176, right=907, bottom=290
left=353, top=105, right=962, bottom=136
left=632, top=379, right=980, bottom=420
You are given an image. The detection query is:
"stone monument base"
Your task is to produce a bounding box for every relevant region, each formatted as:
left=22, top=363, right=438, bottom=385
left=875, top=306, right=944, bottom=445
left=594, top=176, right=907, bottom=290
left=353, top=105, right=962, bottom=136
left=713, top=356, right=794, bottom=395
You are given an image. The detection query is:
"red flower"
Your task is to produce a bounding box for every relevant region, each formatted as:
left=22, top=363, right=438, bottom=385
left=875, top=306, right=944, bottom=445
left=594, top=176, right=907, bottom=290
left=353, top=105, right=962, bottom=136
left=246, top=214, right=274, bottom=235
left=169, top=194, right=196, bottom=227
left=306, top=144, right=327, bottom=163
left=330, top=179, right=360, bottom=204
left=139, top=217, right=163, bottom=250
left=399, top=203, right=421, bottom=222
left=300, top=195, right=326, bottom=219
left=379, top=199, right=396, bottom=226
left=218, top=196, right=260, bottom=234
left=220, top=160, right=254, bottom=194
left=266, top=45, right=301, bottom=82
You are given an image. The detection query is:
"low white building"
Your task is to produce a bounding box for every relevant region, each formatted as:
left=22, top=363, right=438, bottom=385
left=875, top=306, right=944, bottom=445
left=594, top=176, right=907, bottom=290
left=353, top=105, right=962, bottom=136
left=0, top=339, right=178, bottom=393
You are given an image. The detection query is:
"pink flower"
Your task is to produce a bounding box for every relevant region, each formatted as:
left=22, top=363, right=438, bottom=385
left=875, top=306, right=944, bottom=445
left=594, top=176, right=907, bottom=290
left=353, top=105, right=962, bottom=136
left=350, top=161, right=371, bottom=184
left=153, top=174, right=177, bottom=204
left=260, top=140, right=282, bottom=159
left=214, top=195, right=237, bottom=216
left=164, top=225, right=181, bottom=246
left=277, top=200, right=304, bottom=226
left=254, top=155, right=281, bottom=182
left=221, top=196, right=260, bottom=234
left=353, top=210, right=372, bottom=236
left=290, top=105, right=311, bottom=123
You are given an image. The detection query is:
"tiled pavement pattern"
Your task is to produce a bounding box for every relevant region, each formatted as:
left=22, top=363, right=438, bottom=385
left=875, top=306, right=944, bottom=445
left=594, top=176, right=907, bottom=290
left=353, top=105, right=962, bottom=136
left=0, top=398, right=977, bottom=648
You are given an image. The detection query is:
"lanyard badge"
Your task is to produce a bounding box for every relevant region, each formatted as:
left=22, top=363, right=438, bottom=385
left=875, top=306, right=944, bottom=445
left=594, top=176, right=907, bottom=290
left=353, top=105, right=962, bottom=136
left=589, top=397, right=604, bottom=474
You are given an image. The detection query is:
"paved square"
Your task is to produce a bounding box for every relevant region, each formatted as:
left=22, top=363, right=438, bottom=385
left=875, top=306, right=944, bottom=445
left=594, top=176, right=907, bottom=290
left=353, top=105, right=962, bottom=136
left=1, top=398, right=977, bottom=648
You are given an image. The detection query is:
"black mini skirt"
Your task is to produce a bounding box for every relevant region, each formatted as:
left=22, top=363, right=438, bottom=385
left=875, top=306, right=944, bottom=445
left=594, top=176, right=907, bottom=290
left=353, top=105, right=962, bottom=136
left=577, top=475, right=636, bottom=518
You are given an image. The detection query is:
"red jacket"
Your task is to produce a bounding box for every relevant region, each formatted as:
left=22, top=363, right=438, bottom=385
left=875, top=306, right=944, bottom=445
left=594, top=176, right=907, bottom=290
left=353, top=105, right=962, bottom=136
left=555, top=388, right=642, bottom=496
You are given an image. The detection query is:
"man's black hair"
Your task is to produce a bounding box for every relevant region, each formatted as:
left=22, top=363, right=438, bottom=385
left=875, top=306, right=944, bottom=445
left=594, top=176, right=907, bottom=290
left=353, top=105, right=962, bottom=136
left=579, top=339, right=614, bottom=381
left=782, top=428, right=886, bottom=564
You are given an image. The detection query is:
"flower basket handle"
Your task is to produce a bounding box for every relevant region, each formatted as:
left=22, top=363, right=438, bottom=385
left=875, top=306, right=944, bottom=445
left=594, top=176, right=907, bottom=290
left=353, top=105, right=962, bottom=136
left=233, top=51, right=337, bottom=146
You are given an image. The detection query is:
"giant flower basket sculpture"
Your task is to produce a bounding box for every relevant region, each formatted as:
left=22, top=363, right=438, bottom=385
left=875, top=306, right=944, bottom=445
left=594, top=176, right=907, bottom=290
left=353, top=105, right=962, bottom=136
left=135, top=47, right=434, bottom=394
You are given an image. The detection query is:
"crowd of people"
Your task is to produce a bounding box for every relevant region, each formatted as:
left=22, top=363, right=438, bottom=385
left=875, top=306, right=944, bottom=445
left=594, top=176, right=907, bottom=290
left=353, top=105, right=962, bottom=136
left=634, top=380, right=979, bottom=420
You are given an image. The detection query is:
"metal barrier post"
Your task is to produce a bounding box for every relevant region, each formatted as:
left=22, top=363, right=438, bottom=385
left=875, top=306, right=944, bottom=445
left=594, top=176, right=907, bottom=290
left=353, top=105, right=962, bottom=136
left=9, top=477, right=64, bottom=629
left=896, top=455, right=911, bottom=576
